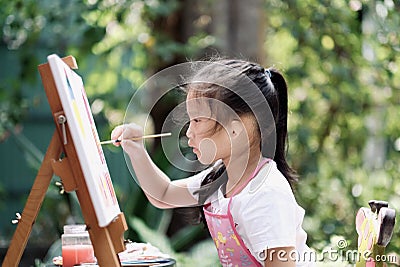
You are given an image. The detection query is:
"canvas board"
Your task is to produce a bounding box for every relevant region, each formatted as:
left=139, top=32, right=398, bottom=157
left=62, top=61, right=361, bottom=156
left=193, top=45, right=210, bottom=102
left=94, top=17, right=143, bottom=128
left=48, top=54, right=120, bottom=227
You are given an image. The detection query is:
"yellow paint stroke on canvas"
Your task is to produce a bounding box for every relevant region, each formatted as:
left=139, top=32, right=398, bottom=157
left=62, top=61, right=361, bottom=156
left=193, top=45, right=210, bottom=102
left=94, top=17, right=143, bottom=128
left=72, top=100, right=85, bottom=137
left=65, top=68, right=85, bottom=137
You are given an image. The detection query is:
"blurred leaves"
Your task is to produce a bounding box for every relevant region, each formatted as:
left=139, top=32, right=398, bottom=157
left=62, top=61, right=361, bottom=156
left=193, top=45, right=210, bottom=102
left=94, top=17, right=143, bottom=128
left=265, top=0, right=400, bottom=254
left=0, top=0, right=399, bottom=264
left=129, top=216, right=219, bottom=266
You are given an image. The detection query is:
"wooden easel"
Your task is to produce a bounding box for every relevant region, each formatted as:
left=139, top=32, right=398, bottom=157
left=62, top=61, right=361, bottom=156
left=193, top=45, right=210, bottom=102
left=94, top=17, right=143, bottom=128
left=2, top=56, right=127, bottom=267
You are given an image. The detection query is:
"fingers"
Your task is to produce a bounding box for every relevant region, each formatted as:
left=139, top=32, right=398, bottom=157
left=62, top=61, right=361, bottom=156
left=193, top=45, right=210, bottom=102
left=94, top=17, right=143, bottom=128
left=111, top=125, right=125, bottom=146
left=110, top=123, right=144, bottom=147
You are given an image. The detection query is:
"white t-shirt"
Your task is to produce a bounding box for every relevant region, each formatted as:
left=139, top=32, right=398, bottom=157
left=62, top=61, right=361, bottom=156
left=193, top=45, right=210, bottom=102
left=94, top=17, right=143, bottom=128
left=187, top=160, right=314, bottom=266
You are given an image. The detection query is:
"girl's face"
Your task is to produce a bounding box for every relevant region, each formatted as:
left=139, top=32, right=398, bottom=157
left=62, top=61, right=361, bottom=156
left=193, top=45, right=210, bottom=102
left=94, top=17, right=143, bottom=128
left=185, top=94, right=231, bottom=165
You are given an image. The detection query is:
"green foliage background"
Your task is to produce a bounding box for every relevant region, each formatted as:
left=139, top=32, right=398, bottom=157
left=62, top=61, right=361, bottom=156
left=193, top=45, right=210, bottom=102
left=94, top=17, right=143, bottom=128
left=264, top=0, right=400, bottom=254
left=0, top=0, right=399, bottom=266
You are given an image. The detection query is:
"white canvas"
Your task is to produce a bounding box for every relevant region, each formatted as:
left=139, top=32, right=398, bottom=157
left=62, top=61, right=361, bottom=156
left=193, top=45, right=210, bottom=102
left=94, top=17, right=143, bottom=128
left=48, top=54, right=120, bottom=227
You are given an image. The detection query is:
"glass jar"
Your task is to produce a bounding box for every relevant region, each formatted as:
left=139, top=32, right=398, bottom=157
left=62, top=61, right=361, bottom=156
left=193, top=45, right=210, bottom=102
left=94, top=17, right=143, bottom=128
left=61, top=224, right=96, bottom=267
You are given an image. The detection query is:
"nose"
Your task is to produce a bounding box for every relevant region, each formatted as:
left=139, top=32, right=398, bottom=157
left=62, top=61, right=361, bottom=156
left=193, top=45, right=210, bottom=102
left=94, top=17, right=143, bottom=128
left=186, top=121, right=194, bottom=139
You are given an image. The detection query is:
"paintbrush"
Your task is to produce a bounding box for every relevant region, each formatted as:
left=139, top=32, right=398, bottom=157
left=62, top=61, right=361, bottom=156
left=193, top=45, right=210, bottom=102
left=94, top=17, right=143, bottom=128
left=100, top=132, right=172, bottom=145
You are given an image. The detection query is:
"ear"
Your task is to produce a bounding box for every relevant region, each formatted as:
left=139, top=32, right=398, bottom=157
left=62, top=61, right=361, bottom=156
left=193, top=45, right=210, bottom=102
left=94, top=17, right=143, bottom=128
left=230, top=119, right=245, bottom=137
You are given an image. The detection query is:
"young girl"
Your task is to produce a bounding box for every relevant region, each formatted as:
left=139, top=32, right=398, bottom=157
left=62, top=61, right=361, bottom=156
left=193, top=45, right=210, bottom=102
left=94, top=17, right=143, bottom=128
left=111, top=59, right=313, bottom=266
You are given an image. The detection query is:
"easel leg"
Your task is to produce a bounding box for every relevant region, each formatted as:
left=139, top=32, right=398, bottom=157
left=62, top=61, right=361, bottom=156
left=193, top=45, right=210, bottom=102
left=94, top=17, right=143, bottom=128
left=74, top=178, right=126, bottom=267
left=2, top=131, right=63, bottom=267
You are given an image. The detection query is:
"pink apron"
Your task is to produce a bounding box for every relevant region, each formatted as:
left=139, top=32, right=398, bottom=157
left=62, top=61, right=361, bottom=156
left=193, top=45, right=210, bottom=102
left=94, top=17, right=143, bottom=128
left=204, top=158, right=270, bottom=267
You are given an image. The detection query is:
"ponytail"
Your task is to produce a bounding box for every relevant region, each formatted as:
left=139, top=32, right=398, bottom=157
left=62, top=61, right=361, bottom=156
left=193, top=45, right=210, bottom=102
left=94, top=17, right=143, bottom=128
left=269, top=69, right=298, bottom=188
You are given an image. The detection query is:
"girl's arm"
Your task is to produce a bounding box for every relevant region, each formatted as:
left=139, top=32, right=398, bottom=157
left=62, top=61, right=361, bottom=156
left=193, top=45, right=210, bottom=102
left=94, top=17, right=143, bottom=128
left=264, top=247, right=296, bottom=267
left=111, top=123, right=198, bottom=209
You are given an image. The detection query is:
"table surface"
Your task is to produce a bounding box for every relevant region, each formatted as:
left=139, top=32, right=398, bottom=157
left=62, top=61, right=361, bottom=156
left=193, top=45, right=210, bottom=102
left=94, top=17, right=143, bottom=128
left=45, top=258, right=176, bottom=267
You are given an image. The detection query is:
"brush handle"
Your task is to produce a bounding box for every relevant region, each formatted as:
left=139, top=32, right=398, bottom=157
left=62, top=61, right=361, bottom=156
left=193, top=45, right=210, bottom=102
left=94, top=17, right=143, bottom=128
left=99, top=132, right=171, bottom=145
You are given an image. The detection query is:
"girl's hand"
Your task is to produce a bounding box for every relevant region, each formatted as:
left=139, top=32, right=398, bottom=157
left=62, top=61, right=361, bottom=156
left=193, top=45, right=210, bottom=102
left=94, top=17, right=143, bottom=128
left=111, top=123, right=145, bottom=153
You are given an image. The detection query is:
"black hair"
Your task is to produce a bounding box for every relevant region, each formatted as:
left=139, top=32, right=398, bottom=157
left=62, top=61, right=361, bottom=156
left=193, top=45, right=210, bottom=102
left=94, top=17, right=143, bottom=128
left=181, top=59, right=297, bottom=225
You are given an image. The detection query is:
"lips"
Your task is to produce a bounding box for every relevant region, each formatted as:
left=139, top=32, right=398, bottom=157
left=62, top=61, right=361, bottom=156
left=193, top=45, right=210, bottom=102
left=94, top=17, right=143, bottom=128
left=188, top=140, right=199, bottom=154
left=189, top=144, right=198, bottom=153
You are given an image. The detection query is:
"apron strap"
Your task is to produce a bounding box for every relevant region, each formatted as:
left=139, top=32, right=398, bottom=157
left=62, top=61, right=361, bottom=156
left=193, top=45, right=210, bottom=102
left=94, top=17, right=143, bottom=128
left=229, top=158, right=270, bottom=201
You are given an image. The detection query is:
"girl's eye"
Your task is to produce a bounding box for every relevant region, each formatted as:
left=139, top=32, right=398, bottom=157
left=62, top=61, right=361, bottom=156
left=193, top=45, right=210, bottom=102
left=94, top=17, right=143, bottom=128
left=190, top=118, right=202, bottom=123
left=190, top=117, right=209, bottom=123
